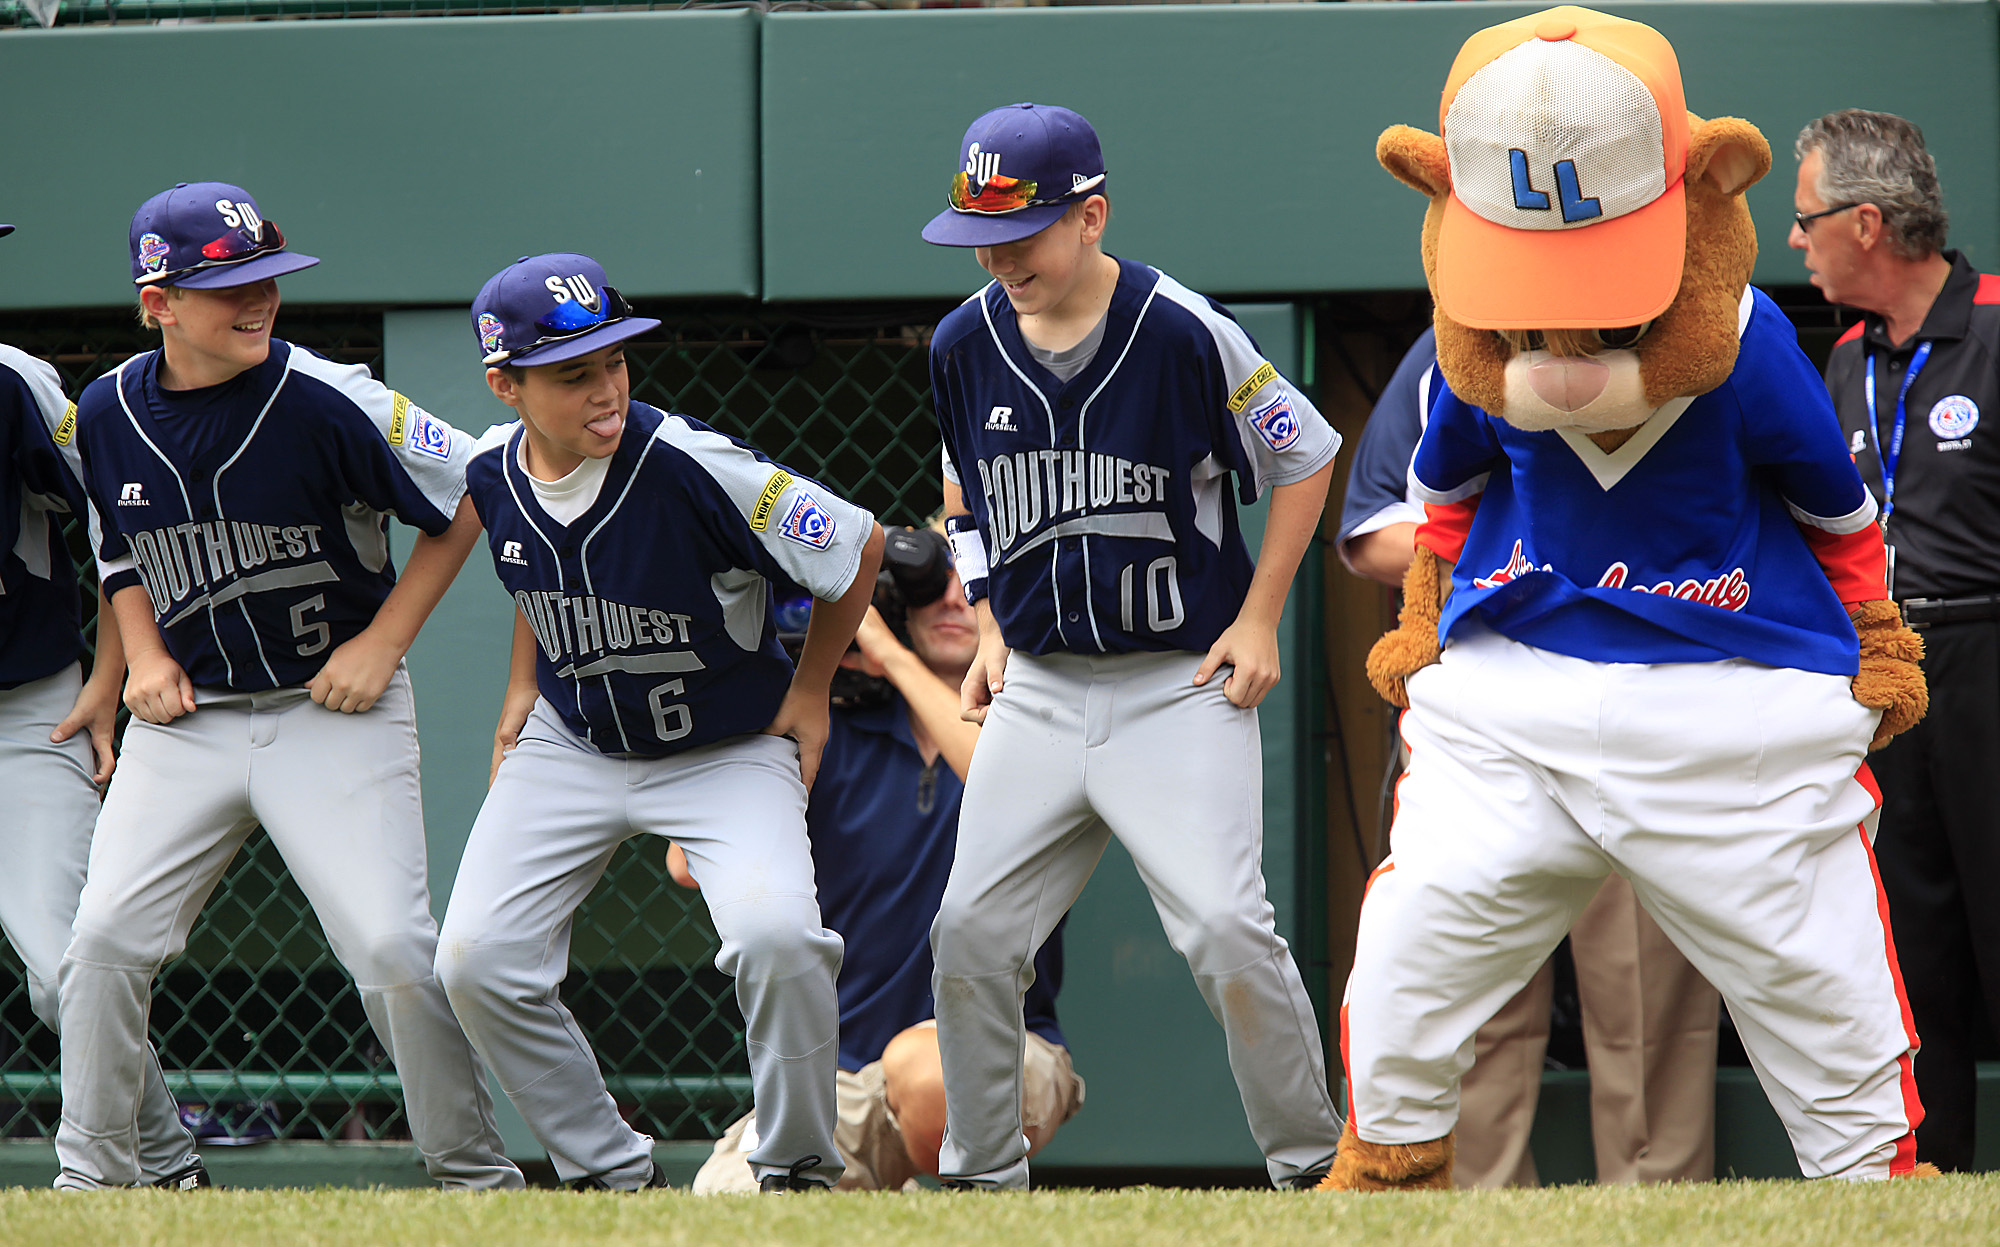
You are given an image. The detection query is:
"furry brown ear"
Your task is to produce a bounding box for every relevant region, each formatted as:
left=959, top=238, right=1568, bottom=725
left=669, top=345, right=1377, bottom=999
left=1685, top=115, right=1770, bottom=198
left=1379, top=126, right=1450, bottom=198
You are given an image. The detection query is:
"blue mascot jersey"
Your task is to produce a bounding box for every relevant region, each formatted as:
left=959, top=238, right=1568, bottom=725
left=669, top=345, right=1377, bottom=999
left=1412, top=289, right=1876, bottom=676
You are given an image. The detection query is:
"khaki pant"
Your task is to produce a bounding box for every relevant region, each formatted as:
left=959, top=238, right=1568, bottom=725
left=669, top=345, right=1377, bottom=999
left=694, top=1023, right=1085, bottom=1192
left=1455, top=872, right=1720, bottom=1187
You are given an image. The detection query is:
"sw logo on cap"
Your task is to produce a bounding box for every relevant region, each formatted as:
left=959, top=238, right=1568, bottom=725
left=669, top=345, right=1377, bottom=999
left=545, top=274, right=601, bottom=312
left=779, top=493, right=838, bottom=550
left=215, top=200, right=264, bottom=239
left=965, top=143, right=1002, bottom=195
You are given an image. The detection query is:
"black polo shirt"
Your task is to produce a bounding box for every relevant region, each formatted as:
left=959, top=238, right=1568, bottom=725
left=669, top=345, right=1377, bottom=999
left=1826, top=251, right=2000, bottom=599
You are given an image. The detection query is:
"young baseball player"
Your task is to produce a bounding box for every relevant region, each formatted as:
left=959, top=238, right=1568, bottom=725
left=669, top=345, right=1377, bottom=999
left=53, top=182, right=521, bottom=1190
left=921, top=103, right=1345, bottom=1189
left=432, top=253, right=883, bottom=1192
left=0, top=219, right=208, bottom=1189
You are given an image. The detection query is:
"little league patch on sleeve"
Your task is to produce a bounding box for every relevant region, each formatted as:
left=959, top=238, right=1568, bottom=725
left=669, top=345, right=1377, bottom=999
left=779, top=492, right=837, bottom=550
left=410, top=408, right=452, bottom=460
left=1228, top=361, right=1279, bottom=414
left=1248, top=392, right=1301, bottom=452
left=751, top=470, right=793, bottom=531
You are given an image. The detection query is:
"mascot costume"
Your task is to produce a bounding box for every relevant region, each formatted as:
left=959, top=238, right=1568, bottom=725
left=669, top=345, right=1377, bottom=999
left=1322, top=7, right=1936, bottom=1188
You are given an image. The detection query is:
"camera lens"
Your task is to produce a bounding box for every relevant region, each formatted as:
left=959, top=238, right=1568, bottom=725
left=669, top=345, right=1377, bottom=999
left=882, top=527, right=952, bottom=609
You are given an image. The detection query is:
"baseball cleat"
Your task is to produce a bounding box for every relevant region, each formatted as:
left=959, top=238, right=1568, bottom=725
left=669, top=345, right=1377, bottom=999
left=758, top=1154, right=830, bottom=1193
left=151, top=1161, right=213, bottom=1191
left=568, top=1159, right=669, bottom=1191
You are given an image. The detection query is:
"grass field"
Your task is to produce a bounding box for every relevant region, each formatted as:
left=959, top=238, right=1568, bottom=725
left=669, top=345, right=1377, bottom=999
left=1, top=1177, right=1996, bottom=1247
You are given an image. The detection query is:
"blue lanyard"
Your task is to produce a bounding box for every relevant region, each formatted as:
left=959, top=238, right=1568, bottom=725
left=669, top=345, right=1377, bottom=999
left=1864, top=339, right=1933, bottom=522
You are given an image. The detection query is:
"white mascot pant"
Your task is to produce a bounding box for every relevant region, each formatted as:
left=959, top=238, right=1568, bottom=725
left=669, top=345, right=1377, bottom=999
left=1342, top=626, right=1923, bottom=1180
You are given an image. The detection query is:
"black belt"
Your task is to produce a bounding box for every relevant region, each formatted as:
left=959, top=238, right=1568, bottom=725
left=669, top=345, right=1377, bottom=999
left=1900, top=594, right=2000, bottom=627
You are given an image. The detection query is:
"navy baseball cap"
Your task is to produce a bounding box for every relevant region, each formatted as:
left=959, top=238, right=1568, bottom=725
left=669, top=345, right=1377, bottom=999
left=471, top=253, right=661, bottom=368
left=921, top=103, right=1107, bottom=248
left=130, top=182, right=318, bottom=289
left=0, top=225, right=14, bottom=239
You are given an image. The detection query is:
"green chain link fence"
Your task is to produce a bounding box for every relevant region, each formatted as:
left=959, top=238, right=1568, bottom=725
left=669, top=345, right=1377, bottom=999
left=0, top=297, right=951, bottom=1148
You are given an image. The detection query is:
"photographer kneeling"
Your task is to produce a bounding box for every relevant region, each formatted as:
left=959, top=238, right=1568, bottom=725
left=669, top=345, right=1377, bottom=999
left=685, top=526, right=1084, bottom=1191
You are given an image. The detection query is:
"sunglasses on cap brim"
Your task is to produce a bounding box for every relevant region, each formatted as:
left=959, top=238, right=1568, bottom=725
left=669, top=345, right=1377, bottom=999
left=490, top=285, right=636, bottom=365
left=139, top=222, right=288, bottom=285
left=948, top=171, right=1104, bottom=216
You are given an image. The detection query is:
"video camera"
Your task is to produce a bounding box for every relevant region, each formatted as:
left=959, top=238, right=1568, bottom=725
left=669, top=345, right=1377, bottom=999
left=776, top=526, right=955, bottom=709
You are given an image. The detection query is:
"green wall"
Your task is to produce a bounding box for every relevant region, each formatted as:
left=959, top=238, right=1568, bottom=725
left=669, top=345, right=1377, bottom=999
left=1, top=2, right=1994, bottom=308
left=0, top=13, right=761, bottom=309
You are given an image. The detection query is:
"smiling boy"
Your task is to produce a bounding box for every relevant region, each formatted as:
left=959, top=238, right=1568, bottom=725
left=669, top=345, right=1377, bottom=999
left=921, top=104, right=1345, bottom=1190
left=55, top=181, right=520, bottom=1190
left=434, top=253, right=882, bottom=1192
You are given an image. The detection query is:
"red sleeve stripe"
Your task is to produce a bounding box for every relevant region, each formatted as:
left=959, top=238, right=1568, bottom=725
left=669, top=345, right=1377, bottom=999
left=1416, top=498, right=1478, bottom=563
left=1799, top=522, right=1888, bottom=605
left=1835, top=322, right=1865, bottom=347
left=1977, top=273, right=2000, bottom=305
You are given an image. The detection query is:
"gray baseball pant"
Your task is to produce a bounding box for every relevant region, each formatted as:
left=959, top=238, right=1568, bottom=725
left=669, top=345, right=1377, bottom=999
left=932, top=650, right=1343, bottom=1189
left=55, top=668, right=521, bottom=1189
left=436, top=700, right=845, bottom=1189
left=1, top=663, right=197, bottom=1181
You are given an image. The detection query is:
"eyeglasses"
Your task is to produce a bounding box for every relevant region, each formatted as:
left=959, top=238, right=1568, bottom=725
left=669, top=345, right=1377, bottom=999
left=948, top=170, right=1104, bottom=216
left=1794, top=203, right=1862, bottom=232
left=141, top=221, right=288, bottom=284
left=492, top=285, right=634, bottom=364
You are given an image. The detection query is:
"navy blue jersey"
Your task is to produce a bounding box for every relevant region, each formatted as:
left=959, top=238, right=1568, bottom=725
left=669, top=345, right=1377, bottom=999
left=2, top=346, right=88, bottom=688
left=71, top=341, right=471, bottom=691
left=1335, top=328, right=1434, bottom=566
left=1415, top=289, right=1874, bottom=675
left=934, top=258, right=1340, bottom=656
left=811, top=696, right=1063, bottom=1071
left=466, top=402, right=874, bottom=758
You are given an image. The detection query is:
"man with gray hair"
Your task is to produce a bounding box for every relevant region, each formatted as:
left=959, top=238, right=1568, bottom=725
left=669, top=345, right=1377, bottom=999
left=1794, top=108, right=1998, bottom=1171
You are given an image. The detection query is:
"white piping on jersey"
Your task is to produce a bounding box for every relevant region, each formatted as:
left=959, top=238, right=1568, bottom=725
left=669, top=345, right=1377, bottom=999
left=1410, top=462, right=1490, bottom=508
left=578, top=431, right=658, bottom=756
left=558, top=651, right=707, bottom=681
left=501, top=427, right=585, bottom=744
left=1072, top=277, right=1161, bottom=651
left=114, top=356, right=236, bottom=685
left=1551, top=395, right=1697, bottom=492
left=162, top=559, right=339, bottom=627
left=978, top=284, right=1071, bottom=648
left=209, top=351, right=294, bottom=687
left=1009, top=511, right=1175, bottom=558
left=1147, top=272, right=1280, bottom=498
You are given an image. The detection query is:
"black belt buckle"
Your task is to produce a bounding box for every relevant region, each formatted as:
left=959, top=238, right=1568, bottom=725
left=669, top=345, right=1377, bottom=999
left=1900, top=595, right=2000, bottom=627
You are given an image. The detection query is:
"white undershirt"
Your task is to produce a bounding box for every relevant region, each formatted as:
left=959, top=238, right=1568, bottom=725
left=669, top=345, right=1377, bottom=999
left=519, top=440, right=611, bottom=526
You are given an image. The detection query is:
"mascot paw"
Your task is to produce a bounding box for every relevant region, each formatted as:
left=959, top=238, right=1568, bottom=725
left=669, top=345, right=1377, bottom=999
left=1849, top=600, right=1928, bottom=750
left=1314, top=1119, right=1454, bottom=1192
left=1368, top=544, right=1447, bottom=708
left=1899, top=1162, right=1944, bottom=1180
left=1367, top=629, right=1440, bottom=709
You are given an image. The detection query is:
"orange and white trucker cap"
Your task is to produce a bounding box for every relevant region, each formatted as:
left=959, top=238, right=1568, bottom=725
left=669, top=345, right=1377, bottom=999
left=1434, top=6, right=1688, bottom=330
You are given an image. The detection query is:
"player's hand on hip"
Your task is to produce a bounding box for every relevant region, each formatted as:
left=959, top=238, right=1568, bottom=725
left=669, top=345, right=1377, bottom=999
left=489, top=689, right=539, bottom=786
left=1195, top=619, right=1280, bottom=709
left=310, top=632, right=402, bottom=715
left=763, top=685, right=830, bottom=791
left=54, top=670, right=124, bottom=785
left=961, top=631, right=1010, bottom=724
left=124, top=648, right=197, bottom=726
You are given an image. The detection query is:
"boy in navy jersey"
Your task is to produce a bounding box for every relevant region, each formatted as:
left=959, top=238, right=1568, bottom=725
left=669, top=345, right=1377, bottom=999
left=920, top=104, right=1345, bottom=1189
left=54, top=183, right=521, bottom=1190
left=435, top=253, right=882, bottom=1192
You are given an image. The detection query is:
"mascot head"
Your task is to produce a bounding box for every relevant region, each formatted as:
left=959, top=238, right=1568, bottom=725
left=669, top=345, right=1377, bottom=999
left=1379, top=6, right=1771, bottom=440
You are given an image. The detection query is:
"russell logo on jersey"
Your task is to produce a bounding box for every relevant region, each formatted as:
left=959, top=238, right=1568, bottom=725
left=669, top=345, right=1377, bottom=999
left=985, top=405, right=1020, bottom=432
